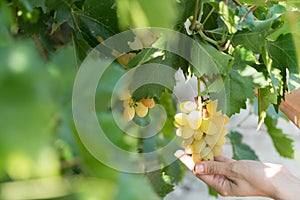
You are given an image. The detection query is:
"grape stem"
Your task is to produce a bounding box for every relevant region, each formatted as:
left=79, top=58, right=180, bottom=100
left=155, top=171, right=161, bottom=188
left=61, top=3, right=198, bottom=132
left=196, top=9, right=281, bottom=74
left=197, top=76, right=201, bottom=97
left=190, top=0, right=199, bottom=31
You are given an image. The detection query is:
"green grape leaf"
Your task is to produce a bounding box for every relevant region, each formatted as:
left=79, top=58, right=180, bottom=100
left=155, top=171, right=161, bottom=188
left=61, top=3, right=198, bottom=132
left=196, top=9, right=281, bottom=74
left=72, top=34, right=91, bottom=64
left=126, top=48, right=164, bottom=69
left=227, top=131, right=259, bottom=160
left=0, top=3, right=13, bottom=46
left=266, top=33, right=299, bottom=74
left=114, top=173, right=160, bottom=200
left=130, top=64, right=176, bottom=100
left=232, top=14, right=280, bottom=53
left=159, top=92, right=178, bottom=139
left=19, top=0, right=46, bottom=12
left=72, top=12, right=116, bottom=47
left=237, top=0, right=267, bottom=5
left=232, top=31, right=265, bottom=53
left=209, top=186, right=218, bottom=197
left=45, top=0, right=79, bottom=11
left=223, top=67, right=258, bottom=116
left=164, top=160, right=184, bottom=185
left=146, top=169, right=174, bottom=198
left=191, top=40, right=232, bottom=77
left=257, top=86, right=278, bottom=130
left=116, top=0, right=177, bottom=29
left=218, top=1, right=237, bottom=34
left=264, top=115, right=294, bottom=158
left=96, top=62, right=125, bottom=111
left=83, top=0, right=119, bottom=33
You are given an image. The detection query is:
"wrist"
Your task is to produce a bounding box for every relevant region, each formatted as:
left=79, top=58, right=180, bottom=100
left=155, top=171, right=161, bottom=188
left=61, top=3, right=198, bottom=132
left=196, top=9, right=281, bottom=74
left=271, top=173, right=300, bottom=200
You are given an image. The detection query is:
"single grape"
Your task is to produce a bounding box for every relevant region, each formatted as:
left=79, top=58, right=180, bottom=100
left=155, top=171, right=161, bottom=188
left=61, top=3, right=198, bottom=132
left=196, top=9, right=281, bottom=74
left=123, top=106, right=135, bottom=121
left=174, top=113, right=188, bottom=126
left=135, top=102, right=148, bottom=117
left=188, top=110, right=202, bottom=130
left=141, top=98, right=155, bottom=108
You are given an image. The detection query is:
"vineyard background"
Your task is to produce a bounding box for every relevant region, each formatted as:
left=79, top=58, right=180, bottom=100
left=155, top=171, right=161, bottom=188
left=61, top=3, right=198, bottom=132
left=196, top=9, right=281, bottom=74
left=1, top=0, right=300, bottom=199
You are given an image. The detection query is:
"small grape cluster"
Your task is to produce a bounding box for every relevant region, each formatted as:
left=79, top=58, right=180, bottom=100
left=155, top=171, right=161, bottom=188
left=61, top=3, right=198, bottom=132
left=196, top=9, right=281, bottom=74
left=121, top=90, right=155, bottom=121
left=174, top=98, right=229, bottom=163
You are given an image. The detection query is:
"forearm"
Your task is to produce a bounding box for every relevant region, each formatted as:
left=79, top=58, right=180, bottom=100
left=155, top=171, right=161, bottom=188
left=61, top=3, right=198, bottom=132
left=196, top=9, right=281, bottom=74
left=271, top=173, right=300, bottom=200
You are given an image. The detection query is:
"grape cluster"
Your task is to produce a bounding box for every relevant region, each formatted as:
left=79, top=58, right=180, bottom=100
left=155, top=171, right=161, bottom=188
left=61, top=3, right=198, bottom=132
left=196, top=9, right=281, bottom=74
left=174, top=99, right=229, bottom=163
left=121, top=90, right=155, bottom=121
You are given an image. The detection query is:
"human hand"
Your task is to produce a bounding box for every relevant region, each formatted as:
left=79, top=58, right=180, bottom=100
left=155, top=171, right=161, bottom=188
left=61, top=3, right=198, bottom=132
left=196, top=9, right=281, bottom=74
left=175, top=150, right=300, bottom=200
left=279, top=87, right=300, bottom=128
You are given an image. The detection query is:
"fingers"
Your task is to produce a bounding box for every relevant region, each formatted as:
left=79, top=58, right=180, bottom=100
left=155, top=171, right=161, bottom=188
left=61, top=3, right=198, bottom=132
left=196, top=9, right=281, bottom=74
left=214, top=156, right=235, bottom=163
left=174, top=151, right=235, bottom=177
left=194, top=161, right=233, bottom=176
left=174, top=150, right=195, bottom=171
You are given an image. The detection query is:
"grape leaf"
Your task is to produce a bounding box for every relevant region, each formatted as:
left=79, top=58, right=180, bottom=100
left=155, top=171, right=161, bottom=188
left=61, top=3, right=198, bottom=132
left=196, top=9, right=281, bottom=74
left=237, top=0, right=267, bottom=5
left=227, top=131, right=259, bottom=160
left=191, top=40, right=232, bottom=77
left=114, top=173, right=160, bottom=200
left=164, top=160, right=184, bottom=185
left=126, top=48, right=164, bottom=69
left=266, top=33, right=299, bottom=74
left=218, top=1, right=237, bottom=34
left=264, top=115, right=294, bottom=158
left=257, top=86, right=278, bottom=130
left=19, top=0, right=46, bottom=12
left=232, top=31, right=265, bottom=54
left=72, top=12, right=116, bottom=47
left=232, top=15, right=280, bottom=53
left=83, top=0, right=119, bottom=33
left=116, top=0, right=177, bottom=29
left=223, top=68, right=258, bottom=116
left=72, top=34, right=91, bottom=63
left=146, top=169, right=174, bottom=198
left=209, top=186, right=218, bottom=197
left=130, top=63, right=176, bottom=100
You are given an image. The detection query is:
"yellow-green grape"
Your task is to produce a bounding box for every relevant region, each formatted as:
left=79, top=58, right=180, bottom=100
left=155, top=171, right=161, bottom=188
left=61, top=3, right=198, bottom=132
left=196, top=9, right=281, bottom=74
left=216, top=136, right=226, bottom=146
left=179, top=101, right=197, bottom=113
left=213, top=146, right=223, bottom=156
left=192, top=153, right=202, bottom=163
left=205, top=133, right=222, bottom=146
left=188, top=110, right=202, bottom=130
left=174, top=113, right=188, bottom=126
left=190, top=139, right=206, bottom=154
left=177, top=126, right=194, bottom=139
left=201, top=147, right=214, bottom=161
left=135, top=102, right=148, bottom=117
left=141, top=98, right=155, bottom=108
left=182, top=137, right=194, bottom=149
left=123, top=106, right=135, bottom=121
left=194, top=130, right=203, bottom=140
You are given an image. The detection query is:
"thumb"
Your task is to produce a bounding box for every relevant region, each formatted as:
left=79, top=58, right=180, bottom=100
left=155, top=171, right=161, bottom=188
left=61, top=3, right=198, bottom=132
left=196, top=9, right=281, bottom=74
left=194, top=161, right=234, bottom=176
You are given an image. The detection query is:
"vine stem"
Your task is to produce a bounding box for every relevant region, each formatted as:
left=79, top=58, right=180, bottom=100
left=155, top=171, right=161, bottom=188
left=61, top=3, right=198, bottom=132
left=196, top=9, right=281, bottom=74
left=197, top=1, right=204, bottom=24
left=232, top=0, right=243, bottom=7
left=202, top=7, right=215, bottom=26
left=239, top=5, right=257, bottom=25
left=190, top=0, right=199, bottom=31
left=32, top=33, right=49, bottom=61
left=198, top=28, right=219, bottom=46
left=197, top=76, right=201, bottom=97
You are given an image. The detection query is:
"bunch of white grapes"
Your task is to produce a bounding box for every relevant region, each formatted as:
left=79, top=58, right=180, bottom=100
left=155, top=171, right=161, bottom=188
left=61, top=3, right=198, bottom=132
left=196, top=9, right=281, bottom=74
left=174, top=99, right=229, bottom=163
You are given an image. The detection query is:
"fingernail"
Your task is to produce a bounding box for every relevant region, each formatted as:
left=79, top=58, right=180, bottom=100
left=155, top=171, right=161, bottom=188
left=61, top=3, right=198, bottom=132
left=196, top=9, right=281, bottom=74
left=195, top=164, right=204, bottom=173
left=174, top=150, right=185, bottom=159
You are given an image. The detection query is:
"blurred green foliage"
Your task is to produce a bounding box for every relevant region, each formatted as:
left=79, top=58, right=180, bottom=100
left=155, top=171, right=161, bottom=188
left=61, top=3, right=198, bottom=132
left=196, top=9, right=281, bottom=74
left=0, top=0, right=299, bottom=199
